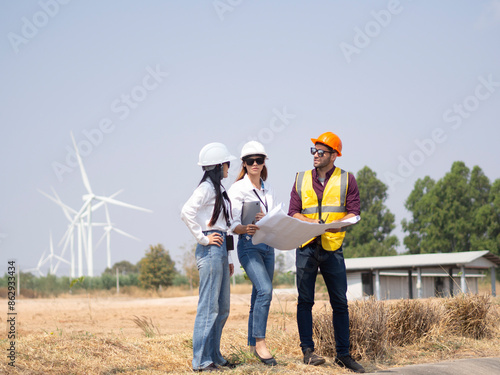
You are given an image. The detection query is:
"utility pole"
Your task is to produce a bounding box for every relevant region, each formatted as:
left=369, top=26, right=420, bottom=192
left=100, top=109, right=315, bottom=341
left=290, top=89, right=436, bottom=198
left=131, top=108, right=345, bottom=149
left=116, top=268, right=120, bottom=295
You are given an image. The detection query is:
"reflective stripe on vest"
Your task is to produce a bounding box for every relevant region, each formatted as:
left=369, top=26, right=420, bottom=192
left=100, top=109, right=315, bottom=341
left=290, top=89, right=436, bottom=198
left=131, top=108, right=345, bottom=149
left=295, top=168, right=348, bottom=250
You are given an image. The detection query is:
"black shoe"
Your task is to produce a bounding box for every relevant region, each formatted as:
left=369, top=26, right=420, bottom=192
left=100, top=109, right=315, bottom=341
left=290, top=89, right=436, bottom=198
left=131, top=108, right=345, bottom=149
left=220, top=360, right=239, bottom=369
left=335, top=355, right=365, bottom=373
left=254, top=351, right=277, bottom=366
left=303, top=348, right=325, bottom=366
left=194, top=363, right=218, bottom=372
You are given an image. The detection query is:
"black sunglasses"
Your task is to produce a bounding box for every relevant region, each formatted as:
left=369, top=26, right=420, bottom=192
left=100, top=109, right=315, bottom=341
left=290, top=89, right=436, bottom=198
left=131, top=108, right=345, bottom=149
left=310, top=147, right=335, bottom=157
left=244, top=157, right=265, bottom=165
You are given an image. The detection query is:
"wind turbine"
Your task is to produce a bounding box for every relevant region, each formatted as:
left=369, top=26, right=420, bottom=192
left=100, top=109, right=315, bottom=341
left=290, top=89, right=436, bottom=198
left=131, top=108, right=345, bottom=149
left=96, top=203, right=140, bottom=269
left=68, top=132, right=152, bottom=276
left=41, top=187, right=125, bottom=277
left=25, top=251, right=47, bottom=277
left=39, top=233, right=70, bottom=275
left=38, top=187, right=78, bottom=277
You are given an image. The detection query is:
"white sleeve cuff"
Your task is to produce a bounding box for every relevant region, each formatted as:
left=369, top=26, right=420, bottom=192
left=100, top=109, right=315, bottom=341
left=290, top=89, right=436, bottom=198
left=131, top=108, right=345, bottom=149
left=199, top=236, right=210, bottom=246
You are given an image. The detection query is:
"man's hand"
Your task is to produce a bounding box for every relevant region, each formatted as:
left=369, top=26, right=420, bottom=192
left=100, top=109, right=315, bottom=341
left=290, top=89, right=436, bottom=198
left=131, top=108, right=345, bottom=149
left=292, top=213, right=320, bottom=223
left=324, top=214, right=356, bottom=233
left=325, top=228, right=341, bottom=233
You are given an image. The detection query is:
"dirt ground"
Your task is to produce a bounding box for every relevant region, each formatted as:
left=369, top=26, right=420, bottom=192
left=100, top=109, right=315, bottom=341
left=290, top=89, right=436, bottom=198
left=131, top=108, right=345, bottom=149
left=4, top=289, right=301, bottom=339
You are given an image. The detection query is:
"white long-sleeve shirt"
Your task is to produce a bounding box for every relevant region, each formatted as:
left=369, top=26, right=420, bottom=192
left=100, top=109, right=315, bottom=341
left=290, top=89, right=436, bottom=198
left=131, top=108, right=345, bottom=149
left=227, top=174, right=279, bottom=233
left=181, top=180, right=233, bottom=263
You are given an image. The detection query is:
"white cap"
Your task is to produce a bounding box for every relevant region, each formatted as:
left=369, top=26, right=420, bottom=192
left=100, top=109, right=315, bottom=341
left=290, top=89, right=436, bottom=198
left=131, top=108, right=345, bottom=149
left=240, top=141, right=268, bottom=159
left=198, top=142, right=237, bottom=167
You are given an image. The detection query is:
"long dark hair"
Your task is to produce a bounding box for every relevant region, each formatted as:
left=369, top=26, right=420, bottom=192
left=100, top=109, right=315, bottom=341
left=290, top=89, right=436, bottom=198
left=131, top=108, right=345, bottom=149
left=199, top=164, right=232, bottom=227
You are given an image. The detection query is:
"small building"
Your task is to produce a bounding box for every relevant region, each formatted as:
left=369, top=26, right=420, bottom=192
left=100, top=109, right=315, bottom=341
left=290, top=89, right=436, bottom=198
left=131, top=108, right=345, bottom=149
left=345, top=250, right=500, bottom=301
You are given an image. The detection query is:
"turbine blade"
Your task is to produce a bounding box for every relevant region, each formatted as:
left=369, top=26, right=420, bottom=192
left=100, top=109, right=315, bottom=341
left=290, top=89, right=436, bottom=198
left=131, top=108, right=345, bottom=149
left=54, top=255, right=70, bottom=264
left=70, top=132, right=93, bottom=194
left=90, top=189, right=124, bottom=213
left=96, top=231, right=109, bottom=248
left=37, top=251, right=47, bottom=268
left=50, top=187, right=78, bottom=212
left=112, top=227, right=140, bottom=241
left=59, top=230, right=71, bottom=259
left=68, top=197, right=93, bottom=230
left=58, top=222, right=75, bottom=247
left=39, top=256, right=51, bottom=268
left=38, top=188, right=77, bottom=221
left=95, top=196, right=153, bottom=213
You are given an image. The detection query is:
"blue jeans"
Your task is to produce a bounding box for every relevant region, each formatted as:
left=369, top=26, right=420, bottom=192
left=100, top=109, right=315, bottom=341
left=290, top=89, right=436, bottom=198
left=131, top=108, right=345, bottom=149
left=296, top=242, right=350, bottom=356
left=192, top=231, right=231, bottom=370
left=237, top=234, right=275, bottom=346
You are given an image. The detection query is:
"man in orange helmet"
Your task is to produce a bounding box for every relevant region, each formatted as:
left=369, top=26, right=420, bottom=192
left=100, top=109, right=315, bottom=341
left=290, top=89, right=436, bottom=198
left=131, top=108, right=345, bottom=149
left=288, top=132, right=365, bottom=373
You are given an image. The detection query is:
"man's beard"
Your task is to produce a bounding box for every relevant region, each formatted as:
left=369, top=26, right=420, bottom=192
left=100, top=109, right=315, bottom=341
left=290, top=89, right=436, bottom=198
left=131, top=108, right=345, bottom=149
left=315, top=157, right=331, bottom=169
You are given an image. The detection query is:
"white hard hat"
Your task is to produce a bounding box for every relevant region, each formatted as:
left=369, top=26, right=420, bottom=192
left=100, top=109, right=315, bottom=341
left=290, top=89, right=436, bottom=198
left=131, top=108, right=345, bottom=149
left=240, top=141, right=268, bottom=159
left=198, top=142, right=237, bottom=167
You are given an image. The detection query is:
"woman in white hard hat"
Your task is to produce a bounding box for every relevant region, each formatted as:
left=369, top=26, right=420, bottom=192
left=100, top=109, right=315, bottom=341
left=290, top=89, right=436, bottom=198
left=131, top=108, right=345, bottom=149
left=228, top=141, right=279, bottom=366
left=181, top=142, right=237, bottom=372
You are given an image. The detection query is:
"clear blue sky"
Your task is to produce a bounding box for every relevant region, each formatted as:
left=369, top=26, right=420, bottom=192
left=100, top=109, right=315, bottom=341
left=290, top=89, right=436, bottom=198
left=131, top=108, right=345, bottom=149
left=1, top=0, right=500, bottom=276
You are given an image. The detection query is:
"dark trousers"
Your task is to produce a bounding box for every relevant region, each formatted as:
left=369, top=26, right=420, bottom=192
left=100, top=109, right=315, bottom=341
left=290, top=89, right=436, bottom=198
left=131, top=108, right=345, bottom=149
left=295, top=242, right=350, bottom=356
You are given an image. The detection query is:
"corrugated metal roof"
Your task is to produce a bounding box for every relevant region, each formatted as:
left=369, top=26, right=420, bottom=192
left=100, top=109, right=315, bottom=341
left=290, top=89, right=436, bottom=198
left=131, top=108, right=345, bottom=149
left=345, top=250, right=500, bottom=271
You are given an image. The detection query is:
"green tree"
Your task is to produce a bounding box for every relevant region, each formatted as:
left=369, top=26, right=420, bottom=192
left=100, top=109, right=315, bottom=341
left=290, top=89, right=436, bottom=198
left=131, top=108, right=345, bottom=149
left=490, top=179, right=500, bottom=251
left=138, top=244, right=178, bottom=290
left=402, top=161, right=499, bottom=255
left=343, top=166, right=399, bottom=257
left=103, top=260, right=139, bottom=275
left=469, top=167, right=497, bottom=252
left=401, top=176, right=436, bottom=254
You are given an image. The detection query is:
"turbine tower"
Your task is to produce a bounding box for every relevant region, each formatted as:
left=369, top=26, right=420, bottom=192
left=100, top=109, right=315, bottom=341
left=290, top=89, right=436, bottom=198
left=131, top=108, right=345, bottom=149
left=96, top=203, right=140, bottom=269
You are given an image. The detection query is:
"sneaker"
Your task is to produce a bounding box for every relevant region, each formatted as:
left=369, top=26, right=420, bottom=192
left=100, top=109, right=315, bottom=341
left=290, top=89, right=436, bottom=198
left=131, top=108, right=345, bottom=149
left=335, top=355, right=365, bottom=373
left=303, top=348, right=325, bottom=366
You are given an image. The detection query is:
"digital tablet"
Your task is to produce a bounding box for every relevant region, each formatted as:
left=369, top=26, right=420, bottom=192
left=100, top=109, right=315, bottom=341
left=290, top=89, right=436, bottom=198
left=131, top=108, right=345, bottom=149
left=241, top=201, right=261, bottom=225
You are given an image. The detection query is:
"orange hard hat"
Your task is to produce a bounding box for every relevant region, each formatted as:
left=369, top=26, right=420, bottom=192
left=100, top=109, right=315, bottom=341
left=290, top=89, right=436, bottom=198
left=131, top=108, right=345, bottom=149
left=311, top=132, right=342, bottom=156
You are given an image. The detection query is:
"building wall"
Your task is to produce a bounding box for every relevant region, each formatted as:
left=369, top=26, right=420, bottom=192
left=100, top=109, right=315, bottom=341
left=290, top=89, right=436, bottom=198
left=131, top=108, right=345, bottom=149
left=346, top=272, right=363, bottom=300
left=346, top=272, right=481, bottom=300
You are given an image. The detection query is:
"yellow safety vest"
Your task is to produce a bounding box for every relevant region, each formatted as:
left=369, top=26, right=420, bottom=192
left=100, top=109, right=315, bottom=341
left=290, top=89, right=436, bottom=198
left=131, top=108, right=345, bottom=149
left=295, top=168, right=348, bottom=251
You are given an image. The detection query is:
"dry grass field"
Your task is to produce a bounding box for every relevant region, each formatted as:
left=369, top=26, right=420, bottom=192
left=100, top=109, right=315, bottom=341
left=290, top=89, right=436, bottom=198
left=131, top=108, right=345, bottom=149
left=1, top=283, right=499, bottom=374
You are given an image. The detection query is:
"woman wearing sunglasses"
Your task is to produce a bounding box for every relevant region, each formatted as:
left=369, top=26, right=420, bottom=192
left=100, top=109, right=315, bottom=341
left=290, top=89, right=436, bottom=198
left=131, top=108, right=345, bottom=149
left=228, top=141, right=279, bottom=366
left=181, top=142, right=237, bottom=372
